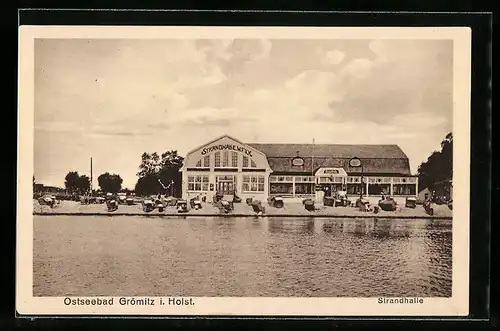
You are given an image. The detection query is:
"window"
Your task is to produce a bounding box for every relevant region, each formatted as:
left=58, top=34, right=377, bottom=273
left=393, top=184, right=416, bottom=196
left=351, top=177, right=361, bottom=183
left=251, top=160, right=256, bottom=168
left=243, top=175, right=265, bottom=192
left=214, top=152, right=221, bottom=167
left=346, top=184, right=366, bottom=195
left=203, top=155, right=210, bottom=168
left=294, top=176, right=314, bottom=183
left=195, top=160, right=202, bottom=167
left=231, top=152, right=238, bottom=167
left=347, top=176, right=363, bottom=183
left=295, top=183, right=314, bottom=195
left=216, top=175, right=235, bottom=182
left=270, top=183, right=293, bottom=195
left=242, top=156, right=249, bottom=168
left=187, top=176, right=194, bottom=190
left=202, top=176, right=209, bottom=191
left=368, top=183, right=391, bottom=195
left=222, top=151, right=229, bottom=167
left=319, top=177, right=332, bottom=183
left=188, top=175, right=209, bottom=191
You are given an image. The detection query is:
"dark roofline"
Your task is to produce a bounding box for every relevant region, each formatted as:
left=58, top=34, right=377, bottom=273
left=263, top=157, right=409, bottom=160
left=247, top=143, right=409, bottom=159
left=248, top=143, right=402, bottom=147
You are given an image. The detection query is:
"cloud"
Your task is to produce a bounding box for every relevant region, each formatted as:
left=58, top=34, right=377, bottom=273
left=339, top=58, right=374, bottom=79
left=171, top=107, right=258, bottom=127
left=328, top=40, right=453, bottom=127
left=253, top=39, right=273, bottom=61
left=320, top=49, right=345, bottom=65
left=215, top=39, right=274, bottom=77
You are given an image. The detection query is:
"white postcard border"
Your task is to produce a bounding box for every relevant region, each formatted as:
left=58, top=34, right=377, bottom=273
left=17, top=25, right=471, bottom=316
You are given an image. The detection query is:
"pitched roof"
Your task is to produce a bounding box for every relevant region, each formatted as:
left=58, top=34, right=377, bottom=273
left=264, top=157, right=412, bottom=175
left=247, top=143, right=411, bottom=175
left=247, top=143, right=409, bottom=159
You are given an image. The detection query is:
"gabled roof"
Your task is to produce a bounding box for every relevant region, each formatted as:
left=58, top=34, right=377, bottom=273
left=185, top=134, right=267, bottom=158
left=247, top=143, right=409, bottom=159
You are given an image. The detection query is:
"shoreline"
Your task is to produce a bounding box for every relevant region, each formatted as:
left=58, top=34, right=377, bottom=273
left=33, top=199, right=452, bottom=220
left=33, top=213, right=453, bottom=220
left=33, top=212, right=452, bottom=219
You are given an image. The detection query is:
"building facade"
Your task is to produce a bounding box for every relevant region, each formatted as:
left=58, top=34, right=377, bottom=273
left=180, top=134, right=418, bottom=203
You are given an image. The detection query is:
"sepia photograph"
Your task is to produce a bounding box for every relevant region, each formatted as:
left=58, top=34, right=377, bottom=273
left=17, top=26, right=471, bottom=316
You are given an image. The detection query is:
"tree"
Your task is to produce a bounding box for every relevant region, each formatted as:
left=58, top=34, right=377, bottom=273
left=64, top=171, right=80, bottom=194
left=158, top=150, right=184, bottom=197
left=76, top=175, right=91, bottom=195
left=97, top=172, right=123, bottom=193
left=137, top=152, right=156, bottom=177
left=135, top=150, right=184, bottom=197
left=417, top=132, right=453, bottom=191
left=135, top=175, right=162, bottom=196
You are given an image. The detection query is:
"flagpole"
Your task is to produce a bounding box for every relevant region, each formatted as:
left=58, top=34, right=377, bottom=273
left=312, top=138, right=315, bottom=198
left=90, top=157, right=93, bottom=196
left=311, top=138, right=315, bottom=177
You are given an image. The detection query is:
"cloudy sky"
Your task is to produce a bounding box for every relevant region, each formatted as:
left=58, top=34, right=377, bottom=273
left=34, top=38, right=453, bottom=189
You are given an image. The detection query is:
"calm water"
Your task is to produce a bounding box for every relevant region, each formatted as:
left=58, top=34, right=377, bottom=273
left=33, top=216, right=452, bottom=297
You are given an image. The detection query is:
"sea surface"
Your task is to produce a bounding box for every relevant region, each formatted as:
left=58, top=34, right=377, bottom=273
left=33, top=216, right=452, bottom=297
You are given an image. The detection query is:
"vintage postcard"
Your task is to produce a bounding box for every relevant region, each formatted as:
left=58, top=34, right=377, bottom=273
left=17, top=25, right=471, bottom=316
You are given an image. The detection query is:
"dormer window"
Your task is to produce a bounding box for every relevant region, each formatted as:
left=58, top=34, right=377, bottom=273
left=291, top=157, right=304, bottom=167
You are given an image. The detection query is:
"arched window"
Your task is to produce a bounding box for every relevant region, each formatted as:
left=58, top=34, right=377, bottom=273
left=214, top=152, right=221, bottom=167
left=231, top=152, right=238, bottom=167
left=203, top=155, right=210, bottom=167
left=195, top=155, right=210, bottom=168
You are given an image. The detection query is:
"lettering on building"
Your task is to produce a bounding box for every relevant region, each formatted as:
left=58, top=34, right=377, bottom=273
left=201, top=144, right=253, bottom=157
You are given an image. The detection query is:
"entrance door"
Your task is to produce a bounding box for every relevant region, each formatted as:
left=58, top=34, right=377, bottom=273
left=216, top=175, right=235, bottom=194
left=217, top=181, right=234, bottom=194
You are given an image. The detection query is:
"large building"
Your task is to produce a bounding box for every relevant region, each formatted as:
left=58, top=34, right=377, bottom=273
left=179, top=134, right=418, bottom=203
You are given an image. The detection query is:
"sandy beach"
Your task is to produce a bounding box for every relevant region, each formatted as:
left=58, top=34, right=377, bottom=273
left=33, top=199, right=452, bottom=219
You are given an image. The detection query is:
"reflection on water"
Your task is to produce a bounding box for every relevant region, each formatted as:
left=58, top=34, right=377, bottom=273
left=33, top=216, right=452, bottom=297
